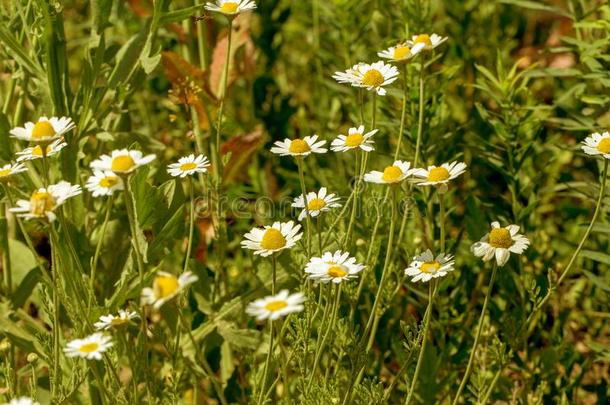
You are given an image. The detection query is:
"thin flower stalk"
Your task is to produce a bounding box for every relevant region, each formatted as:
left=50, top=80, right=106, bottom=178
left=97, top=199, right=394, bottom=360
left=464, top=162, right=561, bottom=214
left=413, top=55, right=426, bottom=168
left=257, top=321, right=275, bottom=405
left=89, top=195, right=114, bottom=310
left=296, top=157, right=313, bottom=256
left=394, top=64, right=409, bottom=160
left=183, top=178, right=196, bottom=273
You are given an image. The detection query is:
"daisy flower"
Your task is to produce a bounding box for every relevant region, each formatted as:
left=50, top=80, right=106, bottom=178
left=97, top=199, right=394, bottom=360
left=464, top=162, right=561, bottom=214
left=90, top=149, right=156, bottom=175
left=411, top=161, right=467, bottom=186
left=581, top=131, right=610, bottom=159
left=0, top=163, right=27, bottom=181
left=377, top=42, right=425, bottom=63
left=15, top=139, right=67, bottom=162
left=305, top=250, right=365, bottom=284
left=246, top=290, right=306, bottom=321
left=86, top=170, right=123, bottom=197
left=10, top=116, right=75, bottom=144
left=94, top=309, right=138, bottom=331
left=471, top=221, right=530, bottom=267
left=332, top=61, right=399, bottom=96
left=270, top=135, right=327, bottom=157
left=64, top=333, right=112, bottom=360
left=292, top=187, right=341, bottom=221
left=241, top=221, right=303, bottom=257
left=404, top=249, right=455, bottom=283
left=405, top=33, right=448, bottom=51
left=204, top=0, right=256, bottom=16
left=364, top=160, right=413, bottom=184
left=331, top=126, right=377, bottom=153
left=167, top=154, right=210, bottom=178
left=9, top=181, right=82, bottom=222
left=141, top=271, right=199, bottom=309
left=4, top=397, right=41, bottom=405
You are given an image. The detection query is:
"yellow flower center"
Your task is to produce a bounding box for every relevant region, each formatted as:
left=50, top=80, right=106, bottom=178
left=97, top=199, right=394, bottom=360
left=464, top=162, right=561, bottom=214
left=220, top=1, right=239, bottom=13
left=597, top=138, right=610, bottom=154
left=427, top=167, right=450, bottom=182
left=344, top=133, right=364, bottom=147
left=111, top=155, right=135, bottom=172
left=29, top=191, right=55, bottom=216
left=78, top=342, right=100, bottom=353
left=393, top=46, right=411, bottom=60
left=153, top=274, right=180, bottom=299
left=327, top=265, right=348, bottom=278
left=420, top=261, right=441, bottom=274
left=361, top=69, right=384, bottom=87
left=307, top=198, right=326, bottom=211
left=31, top=145, right=52, bottom=157
left=180, top=162, right=198, bottom=172
left=414, top=34, right=432, bottom=46
left=110, top=318, right=128, bottom=327
left=0, top=169, right=11, bottom=177
left=382, top=165, right=403, bottom=183
left=260, top=228, right=286, bottom=250
left=489, top=228, right=513, bottom=249
left=264, top=300, right=288, bottom=312
left=99, top=176, right=118, bottom=189
left=31, top=121, right=56, bottom=139
left=288, top=139, right=311, bottom=154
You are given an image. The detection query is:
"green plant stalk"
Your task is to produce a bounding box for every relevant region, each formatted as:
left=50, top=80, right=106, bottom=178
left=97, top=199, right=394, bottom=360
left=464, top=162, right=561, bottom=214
left=440, top=192, right=446, bottom=252
left=122, top=180, right=145, bottom=286
left=405, top=281, right=436, bottom=405
left=364, top=186, right=398, bottom=351
left=452, top=262, right=498, bottom=404
left=271, top=253, right=277, bottom=295
left=307, top=284, right=341, bottom=391
left=48, top=225, right=61, bottom=401
left=480, top=363, right=505, bottom=404
left=413, top=57, right=426, bottom=169
left=0, top=199, right=17, bottom=396
left=214, top=18, right=232, bottom=186
left=296, top=157, right=312, bottom=256
left=394, top=64, right=409, bottom=160
left=258, top=320, right=275, bottom=405
left=89, top=194, right=114, bottom=311
left=183, top=178, right=195, bottom=273
left=527, top=159, right=608, bottom=332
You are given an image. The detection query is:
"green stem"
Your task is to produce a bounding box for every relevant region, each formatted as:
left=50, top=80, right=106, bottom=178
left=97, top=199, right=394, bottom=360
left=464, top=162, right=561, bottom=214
left=89, top=194, right=114, bottom=310
left=122, top=180, right=145, bottom=287
left=296, top=157, right=312, bottom=256
left=271, top=253, right=277, bottom=295
left=214, top=19, right=232, bottom=180
left=440, top=193, right=446, bottom=252
left=258, top=320, right=275, bottom=405
left=394, top=64, right=409, bottom=160
left=405, top=281, right=436, bottom=405
left=183, top=178, right=195, bottom=273
left=49, top=225, right=61, bottom=401
left=452, top=262, right=498, bottom=404
left=413, top=57, right=426, bottom=169
left=1, top=201, right=12, bottom=295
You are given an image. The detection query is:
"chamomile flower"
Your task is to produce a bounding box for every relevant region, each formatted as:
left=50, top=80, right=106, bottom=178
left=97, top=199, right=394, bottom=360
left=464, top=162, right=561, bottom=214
left=90, top=149, right=156, bottom=175
left=167, top=154, right=210, bottom=178
left=15, top=139, right=67, bottom=162
left=9, top=181, right=82, bottom=222
left=406, top=33, right=448, bottom=51
left=305, top=250, right=365, bottom=284
left=0, top=163, right=27, bottom=181
left=204, top=0, right=256, bottom=16
left=411, top=161, right=467, bottom=186
left=270, top=135, right=327, bottom=157
left=292, top=187, right=341, bottom=221
left=246, top=290, right=306, bottom=321
left=404, top=249, right=455, bottom=283
left=364, top=160, right=413, bottom=184
left=377, top=42, right=425, bottom=63
left=10, top=116, right=75, bottom=144
left=94, top=310, right=138, bottom=331
left=4, top=397, right=41, bottom=405
left=332, top=61, right=399, bottom=96
left=581, top=132, right=610, bottom=159
left=331, top=126, right=377, bottom=152
left=241, top=221, right=303, bottom=257
left=141, top=271, right=199, bottom=309
left=471, top=221, right=530, bottom=267
left=63, top=333, right=112, bottom=360
left=86, top=170, right=123, bottom=197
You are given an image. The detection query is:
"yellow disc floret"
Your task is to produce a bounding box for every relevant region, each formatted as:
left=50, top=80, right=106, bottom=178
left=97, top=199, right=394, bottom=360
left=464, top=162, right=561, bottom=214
left=327, top=265, right=348, bottom=278
left=597, top=138, right=610, bottom=154
left=111, top=155, right=135, bottom=172
left=0, top=168, right=11, bottom=177
left=420, top=261, right=441, bottom=274
left=29, top=191, right=55, bottom=217
left=220, top=1, right=239, bottom=13
left=265, top=300, right=288, bottom=312
left=382, top=166, right=403, bottom=183
left=361, top=69, right=384, bottom=87
left=414, top=34, right=432, bottom=46
left=393, top=46, right=411, bottom=60
left=427, top=167, right=450, bottom=182
left=99, top=176, right=118, bottom=188
left=288, top=139, right=311, bottom=154
left=307, top=198, right=327, bottom=211
left=260, top=228, right=287, bottom=250
left=153, top=274, right=180, bottom=299
left=31, top=121, right=56, bottom=140
left=180, top=162, right=197, bottom=172
left=489, top=228, right=513, bottom=249
left=78, top=343, right=100, bottom=353
left=344, top=133, right=364, bottom=147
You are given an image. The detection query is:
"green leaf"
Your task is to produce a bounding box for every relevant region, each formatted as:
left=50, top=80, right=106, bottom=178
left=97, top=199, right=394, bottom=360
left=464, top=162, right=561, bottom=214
left=9, top=239, right=38, bottom=286
left=0, top=26, right=45, bottom=78
left=580, top=250, right=610, bottom=266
